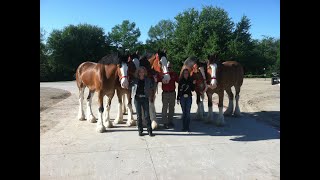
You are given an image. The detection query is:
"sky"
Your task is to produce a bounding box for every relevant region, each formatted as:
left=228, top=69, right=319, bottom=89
left=40, top=0, right=279, bottom=43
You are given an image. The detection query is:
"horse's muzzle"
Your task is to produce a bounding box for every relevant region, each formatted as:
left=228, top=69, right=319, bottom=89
left=121, top=78, right=129, bottom=89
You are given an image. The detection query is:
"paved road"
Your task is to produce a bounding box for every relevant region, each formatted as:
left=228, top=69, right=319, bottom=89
left=40, top=81, right=280, bottom=180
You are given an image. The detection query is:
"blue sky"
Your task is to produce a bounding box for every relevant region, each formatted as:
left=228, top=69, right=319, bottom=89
left=40, top=0, right=279, bottom=43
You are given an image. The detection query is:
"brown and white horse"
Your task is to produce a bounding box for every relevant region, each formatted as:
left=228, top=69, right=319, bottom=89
left=135, top=50, right=170, bottom=129
left=180, top=54, right=244, bottom=126
left=205, top=54, right=244, bottom=125
left=113, top=52, right=138, bottom=127
left=76, top=53, right=129, bottom=132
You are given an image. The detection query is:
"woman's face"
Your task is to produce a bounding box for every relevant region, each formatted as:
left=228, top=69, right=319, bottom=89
left=183, top=70, right=189, bottom=79
left=138, top=69, right=145, bottom=78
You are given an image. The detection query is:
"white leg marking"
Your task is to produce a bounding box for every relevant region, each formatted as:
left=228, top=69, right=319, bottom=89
left=78, top=88, right=85, bottom=120
left=114, top=103, right=123, bottom=124
left=86, top=92, right=96, bottom=123
left=224, top=96, right=234, bottom=116
left=96, top=111, right=106, bottom=133
left=216, top=107, right=225, bottom=126
left=234, top=95, right=241, bottom=117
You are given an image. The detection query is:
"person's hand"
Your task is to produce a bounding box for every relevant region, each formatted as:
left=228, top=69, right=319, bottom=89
left=193, top=80, right=196, bottom=84
left=177, top=100, right=180, bottom=105
left=153, top=75, right=157, bottom=82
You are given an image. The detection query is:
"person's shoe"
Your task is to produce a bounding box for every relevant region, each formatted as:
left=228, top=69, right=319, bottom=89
left=168, top=122, right=175, bottom=128
left=147, top=128, right=154, bottom=136
left=139, top=131, right=144, bottom=136
left=138, top=128, right=143, bottom=136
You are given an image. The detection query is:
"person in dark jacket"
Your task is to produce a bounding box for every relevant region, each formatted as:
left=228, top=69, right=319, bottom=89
left=130, top=66, right=154, bottom=136
left=177, top=69, right=196, bottom=132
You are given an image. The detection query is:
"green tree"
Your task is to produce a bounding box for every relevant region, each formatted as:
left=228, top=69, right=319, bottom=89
left=107, top=20, right=141, bottom=51
left=46, top=24, right=108, bottom=81
left=147, top=19, right=175, bottom=50
left=40, top=29, right=50, bottom=81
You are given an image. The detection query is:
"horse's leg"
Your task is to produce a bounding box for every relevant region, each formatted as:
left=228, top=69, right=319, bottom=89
left=216, top=90, right=225, bottom=126
left=104, top=93, right=114, bottom=128
left=78, top=87, right=86, bottom=120
left=114, top=89, right=124, bottom=125
left=126, top=91, right=136, bottom=126
left=200, top=93, right=205, bottom=120
left=234, top=86, right=242, bottom=117
left=122, top=94, right=128, bottom=115
left=205, top=92, right=213, bottom=123
left=86, top=90, right=97, bottom=123
left=96, top=91, right=106, bottom=133
left=150, top=91, right=158, bottom=130
left=224, top=88, right=234, bottom=116
left=195, top=93, right=200, bottom=120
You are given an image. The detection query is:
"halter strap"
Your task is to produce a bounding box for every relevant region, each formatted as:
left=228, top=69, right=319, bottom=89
left=120, top=76, right=127, bottom=80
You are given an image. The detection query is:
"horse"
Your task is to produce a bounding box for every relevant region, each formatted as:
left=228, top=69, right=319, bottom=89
left=180, top=53, right=244, bottom=126
left=205, top=53, right=244, bottom=125
left=76, top=52, right=130, bottom=133
left=112, top=52, right=139, bottom=127
left=134, top=49, right=171, bottom=129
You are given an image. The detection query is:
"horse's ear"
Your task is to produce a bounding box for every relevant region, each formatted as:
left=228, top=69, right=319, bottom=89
left=135, top=50, right=139, bottom=55
left=163, top=49, right=167, bottom=53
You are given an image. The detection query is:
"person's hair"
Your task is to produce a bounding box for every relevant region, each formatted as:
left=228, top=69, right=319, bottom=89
left=136, top=66, right=148, bottom=77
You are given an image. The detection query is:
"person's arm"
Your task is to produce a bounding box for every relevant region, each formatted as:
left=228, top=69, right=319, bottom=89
left=177, top=82, right=182, bottom=100
left=174, top=72, right=179, bottom=83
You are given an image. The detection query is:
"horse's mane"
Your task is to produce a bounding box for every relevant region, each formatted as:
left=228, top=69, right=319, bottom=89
left=183, top=56, right=197, bottom=68
left=98, top=53, right=127, bottom=65
left=139, top=52, right=154, bottom=70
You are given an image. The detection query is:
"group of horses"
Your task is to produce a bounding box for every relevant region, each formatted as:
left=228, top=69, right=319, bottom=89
left=76, top=50, right=244, bottom=133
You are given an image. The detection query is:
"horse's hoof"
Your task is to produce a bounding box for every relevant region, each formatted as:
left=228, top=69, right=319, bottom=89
left=224, top=110, right=233, bottom=116
left=216, top=116, right=225, bottom=127
left=126, top=119, right=136, bottom=126
left=105, top=121, right=113, bottom=128
left=113, top=118, right=123, bottom=125
left=96, top=125, right=106, bottom=133
left=87, top=115, right=97, bottom=123
left=151, top=121, right=158, bottom=130
left=78, top=115, right=86, bottom=121
left=234, top=110, right=241, bottom=117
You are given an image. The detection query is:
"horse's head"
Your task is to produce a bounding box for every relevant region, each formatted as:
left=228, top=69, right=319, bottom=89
left=207, top=53, right=219, bottom=89
left=117, top=54, right=130, bottom=89
left=154, top=49, right=171, bottom=83
left=127, top=51, right=139, bottom=79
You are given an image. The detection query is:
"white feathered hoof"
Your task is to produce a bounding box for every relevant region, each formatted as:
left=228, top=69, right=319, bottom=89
left=87, top=115, right=97, bottom=123
left=113, top=117, right=123, bottom=125
left=78, top=114, right=86, bottom=121
left=215, top=116, right=225, bottom=127
left=204, top=117, right=212, bottom=124
left=151, top=120, right=158, bottom=130
left=224, top=109, right=233, bottom=116
left=105, top=121, right=113, bottom=128
left=126, top=119, right=136, bottom=127
left=96, top=125, right=106, bottom=133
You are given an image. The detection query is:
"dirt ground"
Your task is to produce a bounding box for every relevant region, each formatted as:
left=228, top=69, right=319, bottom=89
left=40, top=87, right=71, bottom=134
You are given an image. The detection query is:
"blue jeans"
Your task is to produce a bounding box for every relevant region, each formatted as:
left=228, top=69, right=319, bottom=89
left=134, top=96, right=151, bottom=130
left=180, top=96, right=192, bottom=130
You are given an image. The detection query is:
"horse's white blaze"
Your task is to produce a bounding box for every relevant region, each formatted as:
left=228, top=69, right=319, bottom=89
left=120, top=62, right=129, bottom=89
left=210, top=64, right=217, bottom=88
left=132, top=58, right=140, bottom=68
left=160, top=57, right=171, bottom=83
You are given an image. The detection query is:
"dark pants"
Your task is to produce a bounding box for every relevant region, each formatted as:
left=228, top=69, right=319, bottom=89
left=134, top=96, right=151, bottom=131
left=180, top=96, right=192, bottom=130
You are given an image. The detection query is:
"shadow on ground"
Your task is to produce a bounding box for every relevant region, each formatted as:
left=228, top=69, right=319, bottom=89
left=107, top=111, right=280, bottom=142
